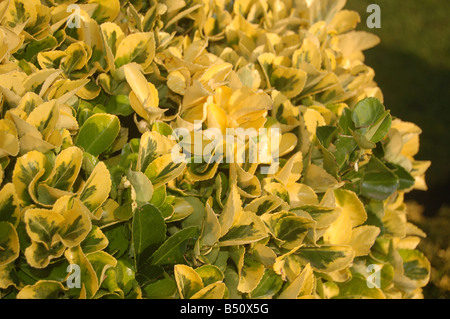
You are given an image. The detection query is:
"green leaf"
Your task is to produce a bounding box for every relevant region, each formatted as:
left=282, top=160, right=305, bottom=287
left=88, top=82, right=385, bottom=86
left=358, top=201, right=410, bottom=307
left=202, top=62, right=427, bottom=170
left=316, top=126, right=338, bottom=148
left=101, top=267, right=124, bottom=298
left=250, top=269, right=283, bottom=299
left=105, top=95, right=134, bottom=116
left=22, top=35, right=58, bottom=62
left=336, top=273, right=385, bottom=299
left=143, top=277, right=177, bottom=299
left=334, top=136, right=357, bottom=168
left=351, top=97, right=392, bottom=143
left=132, top=204, right=166, bottom=270
left=76, top=114, right=120, bottom=156
left=103, top=224, right=129, bottom=258
left=13, top=258, right=69, bottom=285
left=352, top=130, right=376, bottom=149
left=224, top=268, right=241, bottom=299
left=152, top=122, right=173, bottom=137
left=166, top=197, right=194, bottom=222
left=150, top=185, right=166, bottom=207
left=150, top=226, right=198, bottom=266
left=135, top=264, right=164, bottom=287
left=181, top=197, right=207, bottom=230
left=360, top=157, right=399, bottom=201
left=338, top=108, right=355, bottom=135
left=389, top=164, right=415, bottom=190
left=115, top=259, right=137, bottom=296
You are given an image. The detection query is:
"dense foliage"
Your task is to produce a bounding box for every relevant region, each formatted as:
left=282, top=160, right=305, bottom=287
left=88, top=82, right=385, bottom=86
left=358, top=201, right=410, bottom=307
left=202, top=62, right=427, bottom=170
left=0, top=0, right=430, bottom=299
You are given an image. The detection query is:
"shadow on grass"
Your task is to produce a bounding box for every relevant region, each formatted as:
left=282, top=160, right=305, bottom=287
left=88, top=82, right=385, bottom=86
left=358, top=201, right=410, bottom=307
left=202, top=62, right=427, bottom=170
left=363, top=45, right=450, bottom=216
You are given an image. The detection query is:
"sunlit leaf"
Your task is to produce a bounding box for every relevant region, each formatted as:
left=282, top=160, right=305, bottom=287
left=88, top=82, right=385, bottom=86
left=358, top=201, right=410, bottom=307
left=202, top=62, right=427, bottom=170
left=76, top=114, right=120, bottom=156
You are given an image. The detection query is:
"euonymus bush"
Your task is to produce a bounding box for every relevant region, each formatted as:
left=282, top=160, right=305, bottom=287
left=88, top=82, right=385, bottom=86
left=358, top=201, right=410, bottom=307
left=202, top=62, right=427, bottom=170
left=0, top=0, right=431, bottom=299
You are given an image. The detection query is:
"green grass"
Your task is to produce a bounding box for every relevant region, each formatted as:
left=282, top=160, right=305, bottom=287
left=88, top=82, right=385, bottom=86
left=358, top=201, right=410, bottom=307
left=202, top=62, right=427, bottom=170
left=345, top=0, right=450, bottom=207
left=345, top=0, right=450, bottom=299
left=346, top=0, right=450, bottom=69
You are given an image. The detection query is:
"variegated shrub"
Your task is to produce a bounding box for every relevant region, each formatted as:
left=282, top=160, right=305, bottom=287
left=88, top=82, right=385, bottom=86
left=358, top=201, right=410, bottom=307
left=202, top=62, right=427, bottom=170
left=0, top=0, right=431, bottom=299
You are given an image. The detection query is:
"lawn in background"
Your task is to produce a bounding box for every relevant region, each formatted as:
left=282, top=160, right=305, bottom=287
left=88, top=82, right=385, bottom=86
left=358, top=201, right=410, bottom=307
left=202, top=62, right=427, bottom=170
left=345, top=0, right=450, bottom=299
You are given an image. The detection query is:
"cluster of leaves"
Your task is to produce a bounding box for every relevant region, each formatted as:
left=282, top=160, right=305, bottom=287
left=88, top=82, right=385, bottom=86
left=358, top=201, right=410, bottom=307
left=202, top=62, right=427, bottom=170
left=0, top=0, right=431, bottom=299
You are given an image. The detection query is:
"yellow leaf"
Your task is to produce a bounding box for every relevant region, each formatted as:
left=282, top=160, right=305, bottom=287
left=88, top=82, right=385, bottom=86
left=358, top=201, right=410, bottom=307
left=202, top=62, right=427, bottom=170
left=218, top=184, right=242, bottom=237
left=88, top=0, right=120, bottom=23
left=333, top=189, right=367, bottom=228
left=349, top=225, right=380, bottom=256
left=191, top=282, right=226, bottom=299
left=288, top=183, right=319, bottom=208
left=0, top=119, right=19, bottom=158
left=278, top=263, right=314, bottom=299
left=275, top=151, right=303, bottom=186
left=79, top=161, right=111, bottom=214
left=304, top=164, right=342, bottom=193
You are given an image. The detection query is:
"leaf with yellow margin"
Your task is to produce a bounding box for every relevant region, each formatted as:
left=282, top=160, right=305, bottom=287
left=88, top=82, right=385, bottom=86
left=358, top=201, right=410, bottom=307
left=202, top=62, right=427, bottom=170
left=0, top=183, right=20, bottom=227
left=17, top=280, right=64, bottom=299
left=79, top=161, right=111, bottom=214
left=12, top=151, right=47, bottom=206
left=174, top=264, right=204, bottom=299
left=65, top=245, right=99, bottom=299
left=0, top=221, right=19, bottom=266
